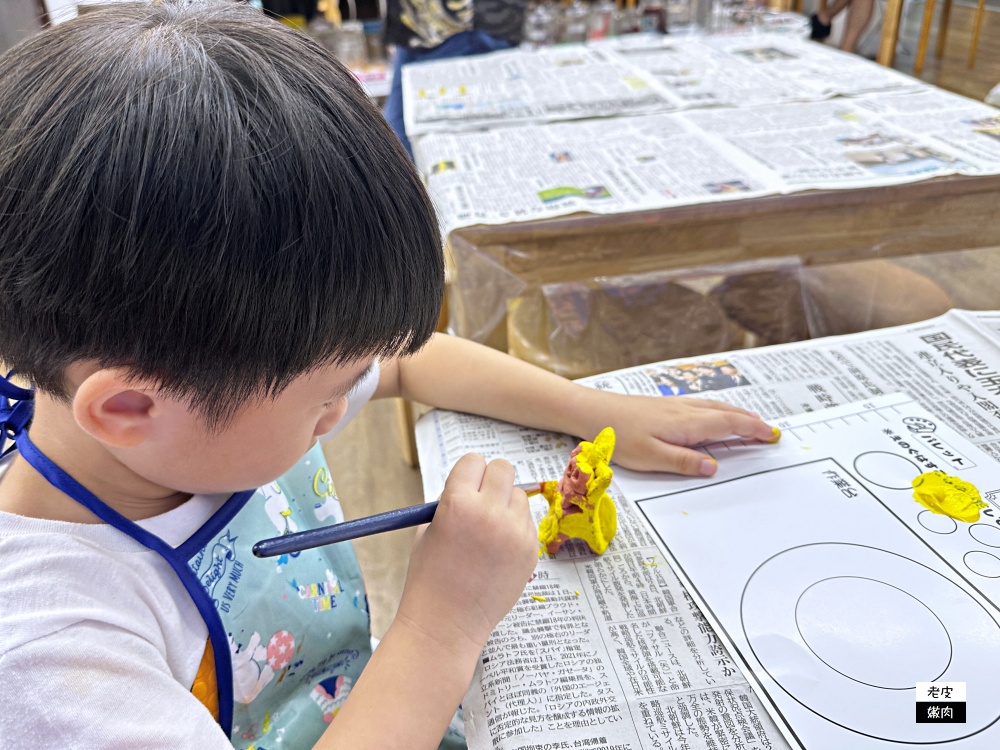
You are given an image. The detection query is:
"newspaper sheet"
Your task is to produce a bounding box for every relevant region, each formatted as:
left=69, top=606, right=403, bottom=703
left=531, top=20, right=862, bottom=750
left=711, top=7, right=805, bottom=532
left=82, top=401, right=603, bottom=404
left=402, top=32, right=920, bottom=138
left=677, top=99, right=988, bottom=191
left=606, top=37, right=810, bottom=110
left=465, top=480, right=790, bottom=750
left=852, top=88, right=1000, bottom=176
left=401, top=44, right=684, bottom=138
left=606, top=33, right=921, bottom=109
left=416, top=114, right=778, bottom=234
left=699, top=34, right=921, bottom=99
left=414, top=309, right=1000, bottom=749
left=414, top=96, right=1000, bottom=233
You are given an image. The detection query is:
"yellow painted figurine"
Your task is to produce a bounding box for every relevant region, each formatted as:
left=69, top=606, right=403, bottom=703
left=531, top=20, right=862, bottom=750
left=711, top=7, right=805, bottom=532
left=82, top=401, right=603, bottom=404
left=538, top=427, right=617, bottom=555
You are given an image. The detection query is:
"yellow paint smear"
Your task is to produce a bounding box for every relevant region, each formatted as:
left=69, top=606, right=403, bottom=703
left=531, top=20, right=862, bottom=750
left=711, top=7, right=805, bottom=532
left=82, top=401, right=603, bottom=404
left=912, top=471, right=986, bottom=523
left=530, top=595, right=547, bottom=602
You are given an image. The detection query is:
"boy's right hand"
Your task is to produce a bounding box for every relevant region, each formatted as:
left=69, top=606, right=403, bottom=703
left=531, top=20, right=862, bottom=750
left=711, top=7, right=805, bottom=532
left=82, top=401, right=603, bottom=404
left=395, top=453, right=537, bottom=658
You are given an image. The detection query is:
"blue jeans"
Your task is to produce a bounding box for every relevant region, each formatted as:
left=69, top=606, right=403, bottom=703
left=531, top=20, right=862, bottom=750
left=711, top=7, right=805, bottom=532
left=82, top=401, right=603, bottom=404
left=383, top=30, right=513, bottom=160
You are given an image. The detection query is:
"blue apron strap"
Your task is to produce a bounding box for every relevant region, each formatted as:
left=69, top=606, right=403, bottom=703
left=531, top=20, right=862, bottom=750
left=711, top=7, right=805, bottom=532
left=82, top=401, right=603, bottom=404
left=0, top=374, right=34, bottom=458
left=0, top=373, right=250, bottom=738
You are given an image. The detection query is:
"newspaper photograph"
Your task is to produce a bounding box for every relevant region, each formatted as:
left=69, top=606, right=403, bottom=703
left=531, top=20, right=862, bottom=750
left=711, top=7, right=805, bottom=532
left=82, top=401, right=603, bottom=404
left=415, top=310, right=1000, bottom=749
left=401, top=44, right=683, bottom=137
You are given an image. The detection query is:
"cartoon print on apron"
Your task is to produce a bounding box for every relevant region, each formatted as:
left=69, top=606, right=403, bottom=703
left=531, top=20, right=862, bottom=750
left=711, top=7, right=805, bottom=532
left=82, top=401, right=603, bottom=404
left=188, top=444, right=373, bottom=748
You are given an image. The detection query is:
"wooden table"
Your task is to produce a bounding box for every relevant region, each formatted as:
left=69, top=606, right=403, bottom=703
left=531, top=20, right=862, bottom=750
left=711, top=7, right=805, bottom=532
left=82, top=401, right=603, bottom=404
left=446, top=173, right=1000, bottom=349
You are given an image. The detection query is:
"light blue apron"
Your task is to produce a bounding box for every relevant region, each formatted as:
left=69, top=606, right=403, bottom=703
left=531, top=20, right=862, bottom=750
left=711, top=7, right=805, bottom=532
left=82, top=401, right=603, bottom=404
left=0, top=375, right=465, bottom=749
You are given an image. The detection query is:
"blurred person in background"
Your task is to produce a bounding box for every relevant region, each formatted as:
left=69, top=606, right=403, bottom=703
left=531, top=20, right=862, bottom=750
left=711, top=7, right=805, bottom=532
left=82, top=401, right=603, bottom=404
left=810, top=0, right=875, bottom=55
left=383, top=0, right=526, bottom=157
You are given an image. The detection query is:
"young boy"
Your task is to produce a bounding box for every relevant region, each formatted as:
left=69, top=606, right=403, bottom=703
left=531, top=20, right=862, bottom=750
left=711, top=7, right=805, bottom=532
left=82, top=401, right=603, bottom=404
left=0, top=3, right=776, bottom=748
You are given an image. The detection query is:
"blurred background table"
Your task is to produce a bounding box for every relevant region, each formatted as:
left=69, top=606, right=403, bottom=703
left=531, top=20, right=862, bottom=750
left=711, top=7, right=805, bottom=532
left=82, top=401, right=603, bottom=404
left=403, top=35, right=1000, bottom=380
left=445, top=173, right=1000, bottom=377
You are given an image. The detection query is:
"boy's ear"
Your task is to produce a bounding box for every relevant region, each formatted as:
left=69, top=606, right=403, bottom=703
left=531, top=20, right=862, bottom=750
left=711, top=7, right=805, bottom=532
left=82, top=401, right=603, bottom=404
left=73, top=369, right=166, bottom=448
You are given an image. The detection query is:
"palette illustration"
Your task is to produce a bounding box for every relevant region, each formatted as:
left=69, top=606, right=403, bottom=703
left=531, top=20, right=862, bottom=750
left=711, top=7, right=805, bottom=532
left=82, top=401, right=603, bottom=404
left=627, top=395, right=1000, bottom=749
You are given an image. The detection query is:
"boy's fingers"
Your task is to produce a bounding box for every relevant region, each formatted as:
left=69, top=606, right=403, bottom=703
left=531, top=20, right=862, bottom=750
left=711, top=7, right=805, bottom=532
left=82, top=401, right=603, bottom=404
left=724, top=413, right=780, bottom=442
left=478, top=458, right=517, bottom=503
left=682, top=397, right=761, bottom=419
left=681, top=412, right=776, bottom=445
left=443, top=453, right=488, bottom=494
left=653, top=442, right=718, bottom=477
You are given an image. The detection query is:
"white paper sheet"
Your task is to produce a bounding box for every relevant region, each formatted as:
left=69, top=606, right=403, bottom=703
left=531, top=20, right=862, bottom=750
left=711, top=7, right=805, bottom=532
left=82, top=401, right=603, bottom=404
left=635, top=394, right=1000, bottom=748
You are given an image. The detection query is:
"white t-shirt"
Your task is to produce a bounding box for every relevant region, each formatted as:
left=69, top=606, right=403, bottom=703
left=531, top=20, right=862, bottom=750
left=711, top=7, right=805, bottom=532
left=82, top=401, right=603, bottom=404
left=0, top=364, right=379, bottom=748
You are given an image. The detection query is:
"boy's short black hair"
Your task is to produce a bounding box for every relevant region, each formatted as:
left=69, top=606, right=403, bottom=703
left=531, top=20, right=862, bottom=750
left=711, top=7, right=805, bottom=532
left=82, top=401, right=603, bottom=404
left=0, top=0, right=443, bottom=424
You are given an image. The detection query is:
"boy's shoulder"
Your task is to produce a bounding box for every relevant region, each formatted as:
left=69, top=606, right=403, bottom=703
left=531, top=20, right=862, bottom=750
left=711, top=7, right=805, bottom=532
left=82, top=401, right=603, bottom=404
left=0, top=512, right=203, bottom=660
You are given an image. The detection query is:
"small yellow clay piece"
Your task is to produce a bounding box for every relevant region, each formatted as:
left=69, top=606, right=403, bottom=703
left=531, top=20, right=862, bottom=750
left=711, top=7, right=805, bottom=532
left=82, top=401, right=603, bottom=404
left=538, top=427, right=617, bottom=555
left=530, top=595, right=547, bottom=602
left=767, top=427, right=782, bottom=444
left=912, top=471, right=986, bottom=523
left=574, top=590, right=581, bottom=597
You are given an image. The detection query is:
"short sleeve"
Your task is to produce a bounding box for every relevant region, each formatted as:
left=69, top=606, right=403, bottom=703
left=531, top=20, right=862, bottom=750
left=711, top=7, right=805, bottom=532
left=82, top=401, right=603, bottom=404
left=0, top=622, right=233, bottom=749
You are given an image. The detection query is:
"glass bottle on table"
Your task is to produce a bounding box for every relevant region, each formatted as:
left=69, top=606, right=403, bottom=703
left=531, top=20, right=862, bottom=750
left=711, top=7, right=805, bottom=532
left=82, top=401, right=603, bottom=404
left=694, top=0, right=716, bottom=32
left=640, top=0, right=669, bottom=33
left=612, top=0, right=642, bottom=35
left=523, top=1, right=560, bottom=47
left=666, top=0, right=695, bottom=31
left=559, top=0, right=590, bottom=43
left=587, top=0, right=617, bottom=40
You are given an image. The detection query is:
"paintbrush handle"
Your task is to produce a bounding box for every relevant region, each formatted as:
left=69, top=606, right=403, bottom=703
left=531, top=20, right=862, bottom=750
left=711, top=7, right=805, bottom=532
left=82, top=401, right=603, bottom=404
left=252, top=501, right=439, bottom=558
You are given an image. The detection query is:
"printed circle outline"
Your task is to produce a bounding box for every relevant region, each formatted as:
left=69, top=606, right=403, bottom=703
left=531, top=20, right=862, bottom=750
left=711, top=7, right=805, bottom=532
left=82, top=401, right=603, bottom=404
left=853, top=451, right=922, bottom=490
left=964, top=550, right=1000, bottom=578
left=794, top=576, right=952, bottom=690
left=918, top=510, right=958, bottom=535
left=969, top=524, right=1000, bottom=548
left=741, top=543, right=1000, bottom=743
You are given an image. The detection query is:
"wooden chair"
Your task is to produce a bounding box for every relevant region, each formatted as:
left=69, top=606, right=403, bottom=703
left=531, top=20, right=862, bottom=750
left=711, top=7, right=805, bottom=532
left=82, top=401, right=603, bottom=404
left=914, top=0, right=988, bottom=74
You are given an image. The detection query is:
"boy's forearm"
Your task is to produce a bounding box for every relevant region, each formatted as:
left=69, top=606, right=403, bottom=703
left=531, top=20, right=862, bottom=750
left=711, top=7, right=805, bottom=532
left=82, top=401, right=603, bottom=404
left=388, top=333, right=603, bottom=439
left=316, top=619, right=479, bottom=749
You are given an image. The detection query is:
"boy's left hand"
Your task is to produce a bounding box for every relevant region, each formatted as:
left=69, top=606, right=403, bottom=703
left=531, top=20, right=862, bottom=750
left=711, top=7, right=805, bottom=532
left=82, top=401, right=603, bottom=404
left=575, top=391, right=779, bottom=477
